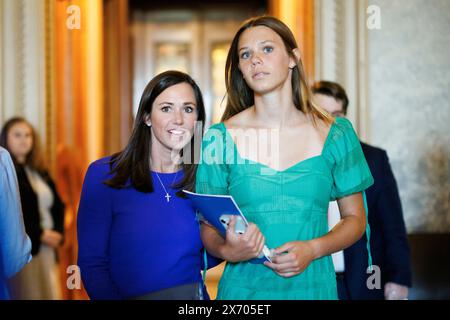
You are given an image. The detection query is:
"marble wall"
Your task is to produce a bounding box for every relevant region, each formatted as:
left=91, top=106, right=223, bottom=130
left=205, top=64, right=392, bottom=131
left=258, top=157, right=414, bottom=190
left=368, top=0, right=450, bottom=232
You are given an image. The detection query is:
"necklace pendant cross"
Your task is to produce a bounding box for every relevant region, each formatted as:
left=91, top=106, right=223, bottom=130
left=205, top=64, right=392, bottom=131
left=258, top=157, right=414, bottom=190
left=165, top=193, right=171, bottom=202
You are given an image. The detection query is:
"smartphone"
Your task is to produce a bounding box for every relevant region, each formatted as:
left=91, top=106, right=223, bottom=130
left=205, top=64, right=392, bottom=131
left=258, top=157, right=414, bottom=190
left=219, top=214, right=247, bottom=234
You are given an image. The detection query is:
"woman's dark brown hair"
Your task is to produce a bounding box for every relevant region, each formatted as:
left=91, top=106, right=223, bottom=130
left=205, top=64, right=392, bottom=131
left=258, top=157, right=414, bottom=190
left=0, top=117, right=47, bottom=173
left=104, top=70, right=206, bottom=196
left=222, top=15, right=333, bottom=126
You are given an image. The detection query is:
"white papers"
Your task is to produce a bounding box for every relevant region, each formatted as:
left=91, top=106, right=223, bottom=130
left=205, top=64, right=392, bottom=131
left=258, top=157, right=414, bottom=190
left=328, top=201, right=345, bottom=273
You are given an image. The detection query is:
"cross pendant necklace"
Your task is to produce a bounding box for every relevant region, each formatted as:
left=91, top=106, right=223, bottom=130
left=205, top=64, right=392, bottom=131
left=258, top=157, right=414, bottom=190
left=154, top=171, right=178, bottom=203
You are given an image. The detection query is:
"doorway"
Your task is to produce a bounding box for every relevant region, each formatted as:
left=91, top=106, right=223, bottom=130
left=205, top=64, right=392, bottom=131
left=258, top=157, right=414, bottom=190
left=130, top=2, right=267, bottom=127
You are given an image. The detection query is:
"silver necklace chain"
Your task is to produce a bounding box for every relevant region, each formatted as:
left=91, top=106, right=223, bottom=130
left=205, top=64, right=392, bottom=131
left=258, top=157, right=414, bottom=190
left=154, top=171, right=179, bottom=202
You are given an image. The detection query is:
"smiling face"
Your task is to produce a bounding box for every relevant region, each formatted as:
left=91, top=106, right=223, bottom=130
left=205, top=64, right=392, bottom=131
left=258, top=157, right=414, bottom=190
left=145, top=82, right=198, bottom=154
left=7, top=121, right=33, bottom=162
left=237, top=26, right=298, bottom=95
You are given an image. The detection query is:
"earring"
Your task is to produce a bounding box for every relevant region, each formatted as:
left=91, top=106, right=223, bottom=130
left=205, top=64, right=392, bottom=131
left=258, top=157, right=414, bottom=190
left=146, top=122, right=151, bottom=127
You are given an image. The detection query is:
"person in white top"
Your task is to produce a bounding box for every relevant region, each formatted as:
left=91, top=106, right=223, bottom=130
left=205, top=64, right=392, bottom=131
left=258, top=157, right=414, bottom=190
left=0, top=118, right=65, bottom=299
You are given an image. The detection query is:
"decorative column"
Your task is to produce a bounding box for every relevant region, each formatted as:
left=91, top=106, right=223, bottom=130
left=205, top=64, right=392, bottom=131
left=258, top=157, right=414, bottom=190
left=54, top=0, right=105, bottom=300
left=103, top=0, right=132, bottom=155
left=1, top=0, right=55, bottom=168
left=314, top=0, right=370, bottom=140
left=269, top=0, right=316, bottom=80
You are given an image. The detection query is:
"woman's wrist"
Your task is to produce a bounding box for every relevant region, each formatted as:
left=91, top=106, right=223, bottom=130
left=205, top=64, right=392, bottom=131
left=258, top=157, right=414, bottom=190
left=306, top=239, right=322, bottom=260
left=219, top=242, right=235, bottom=262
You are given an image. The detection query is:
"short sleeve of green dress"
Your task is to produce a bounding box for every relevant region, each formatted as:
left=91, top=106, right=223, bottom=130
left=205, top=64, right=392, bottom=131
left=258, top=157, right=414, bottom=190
left=325, top=118, right=374, bottom=200
left=196, top=117, right=373, bottom=300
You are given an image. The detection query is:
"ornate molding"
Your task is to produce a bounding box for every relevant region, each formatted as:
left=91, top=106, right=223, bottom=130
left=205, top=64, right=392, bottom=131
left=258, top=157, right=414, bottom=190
left=314, top=0, right=370, bottom=141
left=22, top=0, right=47, bottom=138
left=0, top=0, right=53, bottom=167
left=334, top=0, right=345, bottom=83
left=315, top=0, right=338, bottom=81
left=45, top=0, right=56, bottom=173
left=1, top=0, right=24, bottom=122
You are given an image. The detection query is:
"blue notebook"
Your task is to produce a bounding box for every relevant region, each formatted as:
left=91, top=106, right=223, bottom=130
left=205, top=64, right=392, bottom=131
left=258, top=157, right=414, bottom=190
left=182, top=190, right=272, bottom=264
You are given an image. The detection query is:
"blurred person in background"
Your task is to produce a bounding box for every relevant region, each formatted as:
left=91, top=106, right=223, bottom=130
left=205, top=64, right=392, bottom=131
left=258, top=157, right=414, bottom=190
left=312, top=81, right=412, bottom=300
left=0, top=118, right=65, bottom=300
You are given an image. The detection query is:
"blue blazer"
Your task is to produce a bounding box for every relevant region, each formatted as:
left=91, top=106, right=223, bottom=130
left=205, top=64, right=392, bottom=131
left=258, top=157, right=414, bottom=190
left=340, top=142, right=412, bottom=299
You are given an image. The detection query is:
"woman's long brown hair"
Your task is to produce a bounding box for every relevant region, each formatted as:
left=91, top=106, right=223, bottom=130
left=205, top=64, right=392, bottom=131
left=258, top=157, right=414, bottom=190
left=222, top=16, right=333, bottom=126
left=104, top=70, right=206, bottom=196
left=0, top=117, right=47, bottom=173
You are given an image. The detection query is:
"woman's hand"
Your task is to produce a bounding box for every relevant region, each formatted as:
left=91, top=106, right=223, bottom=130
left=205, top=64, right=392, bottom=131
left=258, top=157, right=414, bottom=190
left=264, top=241, right=316, bottom=278
left=221, top=216, right=265, bottom=263
left=41, top=229, right=63, bottom=248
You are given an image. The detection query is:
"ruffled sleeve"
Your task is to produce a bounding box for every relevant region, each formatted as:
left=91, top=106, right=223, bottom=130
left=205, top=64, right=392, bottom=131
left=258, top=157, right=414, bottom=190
left=323, top=117, right=374, bottom=200
left=323, top=117, right=375, bottom=270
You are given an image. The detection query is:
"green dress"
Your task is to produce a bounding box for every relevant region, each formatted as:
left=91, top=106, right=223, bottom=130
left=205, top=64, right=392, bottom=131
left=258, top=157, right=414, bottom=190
left=196, top=117, right=374, bottom=300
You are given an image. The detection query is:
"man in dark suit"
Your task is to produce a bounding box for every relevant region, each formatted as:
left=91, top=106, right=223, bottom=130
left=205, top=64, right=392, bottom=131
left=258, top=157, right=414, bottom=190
left=312, top=81, right=412, bottom=300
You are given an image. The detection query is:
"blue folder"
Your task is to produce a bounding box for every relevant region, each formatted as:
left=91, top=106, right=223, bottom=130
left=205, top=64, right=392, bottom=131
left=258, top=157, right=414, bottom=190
left=182, top=190, right=271, bottom=264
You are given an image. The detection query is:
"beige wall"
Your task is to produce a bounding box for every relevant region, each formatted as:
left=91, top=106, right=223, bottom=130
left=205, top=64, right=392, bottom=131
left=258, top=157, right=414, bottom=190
left=367, top=0, right=450, bottom=232
left=314, top=0, right=450, bottom=232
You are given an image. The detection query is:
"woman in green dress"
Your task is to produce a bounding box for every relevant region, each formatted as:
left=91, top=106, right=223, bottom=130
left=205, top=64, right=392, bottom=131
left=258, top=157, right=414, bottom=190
left=196, top=16, right=374, bottom=299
